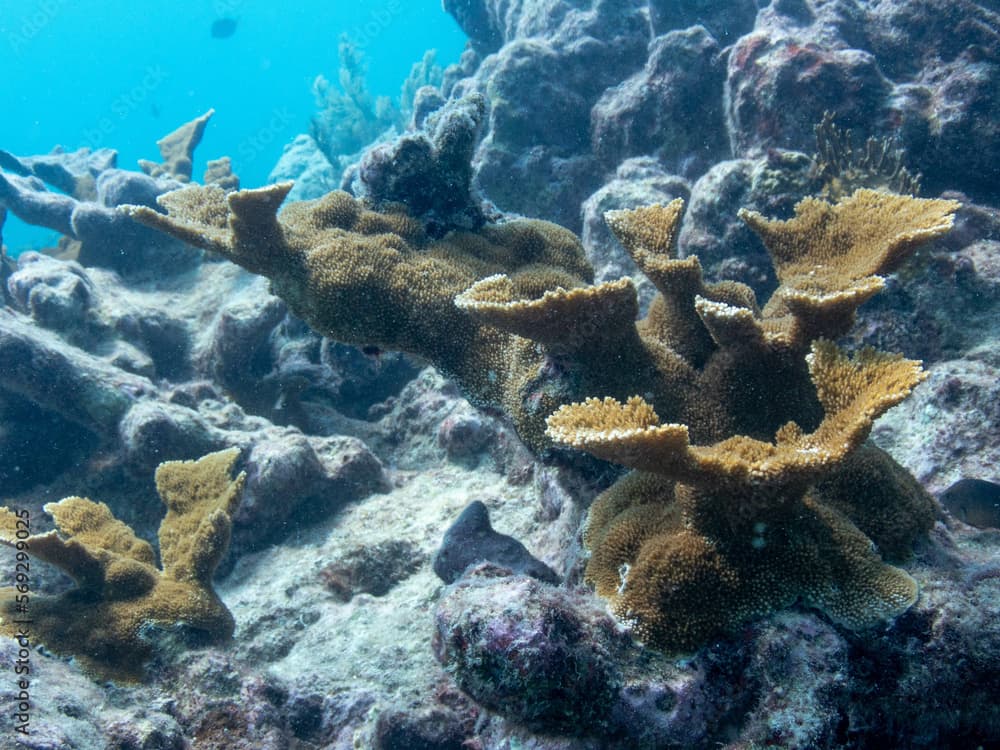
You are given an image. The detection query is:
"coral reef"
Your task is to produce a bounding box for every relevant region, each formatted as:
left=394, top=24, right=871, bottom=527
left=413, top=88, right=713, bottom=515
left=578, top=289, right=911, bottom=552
left=0, top=246, right=390, bottom=550
left=3, top=0, right=1000, bottom=746
left=722, top=0, right=999, bottom=200
left=548, top=356, right=930, bottom=649
left=444, top=0, right=650, bottom=230
left=351, top=93, right=491, bottom=233
left=268, top=133, right=339, bottom=203
left=399, top=50, right=446, bottom=125
left=0, top=207, right=11, bottom=306
left=590, top=26, right=728, bottom=171
left=874, top=344, right=1000, bottom=495
left=131, top=152, right=957, bottom=652
left=580, top=157, right=690, bottom=313
left=0, top=157, right=188, bottom=274
left=128, top=184, right=953, bottom=442
left=0, top=144, right=116, bottom=201
left=3, top=179, right=998, bottom=747
left=125, top=183, right=593, bottom=451
left=0, top=449, right=244, bottom=681
left=307, top=36, right=445, bottom=190
left=812, top=111, right=922, bottom=199
left=432, top=0, right=1000, bottom=239
left=138, top=109, right=216, bottom=183
left=433, top=564, right=628, bottom=736
left=310, top=36, right=402, bottom=172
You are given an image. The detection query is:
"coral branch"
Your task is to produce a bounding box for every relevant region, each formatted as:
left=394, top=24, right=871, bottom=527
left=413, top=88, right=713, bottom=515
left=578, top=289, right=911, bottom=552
left=0, top=449, right=245, bottom=681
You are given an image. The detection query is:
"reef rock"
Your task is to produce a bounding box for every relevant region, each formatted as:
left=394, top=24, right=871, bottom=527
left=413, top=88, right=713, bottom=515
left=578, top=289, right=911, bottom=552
left=268, top=133, right=339, bottom=203
left=0, top=111, right=239, bottom=276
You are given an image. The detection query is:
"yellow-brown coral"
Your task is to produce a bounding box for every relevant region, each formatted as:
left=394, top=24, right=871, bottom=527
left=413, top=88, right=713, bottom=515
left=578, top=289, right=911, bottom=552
left=127, top=186, right=601, bottom=450
left=545, top=190, right=955, bottom=650
left=740, top=189, right=957, bottom=345
left=129, top=180, right=955, bottom=652
left=129, top=186, right=706, bottom=452
left=549, top=340, right=926, bottom=647
left=0, top=448, right=244, bottom=681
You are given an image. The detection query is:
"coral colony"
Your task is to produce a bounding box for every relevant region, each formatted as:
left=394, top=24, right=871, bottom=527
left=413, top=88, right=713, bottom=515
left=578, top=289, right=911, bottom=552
left=1, top=101, right=957, bottom=682
left=0, top=450, right=244, bottom=681
left=127, top=175, right=956, bottom=653
left=2, top=0, right=1000, bottom=745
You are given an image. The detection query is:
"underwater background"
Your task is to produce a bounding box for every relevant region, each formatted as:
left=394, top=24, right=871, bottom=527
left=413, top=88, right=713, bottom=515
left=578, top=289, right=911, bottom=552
left=1, top=0, right=466, bottom=251
left=1, top=0, right=1000, bottom=748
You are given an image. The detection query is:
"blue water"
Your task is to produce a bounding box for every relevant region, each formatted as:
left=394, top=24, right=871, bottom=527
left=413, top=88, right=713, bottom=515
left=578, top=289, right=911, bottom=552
left=0, top=0, right=467, bottom=251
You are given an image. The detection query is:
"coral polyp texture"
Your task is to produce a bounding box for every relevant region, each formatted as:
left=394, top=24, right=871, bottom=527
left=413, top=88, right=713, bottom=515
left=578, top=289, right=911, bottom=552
left=0, top=448, right=245, bottom=681
left=129, top=183, right=957, bottom=651
left=546, top=189, right=956, bottom=650
left=125, top=184, right=596, bottom=450
left=548, top=344, right=927, bottom=648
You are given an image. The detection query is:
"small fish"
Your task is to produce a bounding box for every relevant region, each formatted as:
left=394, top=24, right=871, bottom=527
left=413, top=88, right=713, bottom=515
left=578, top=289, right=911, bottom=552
left=210, top=17, right=238, bottom=39
left=939, top=478, right=1000, bottom=529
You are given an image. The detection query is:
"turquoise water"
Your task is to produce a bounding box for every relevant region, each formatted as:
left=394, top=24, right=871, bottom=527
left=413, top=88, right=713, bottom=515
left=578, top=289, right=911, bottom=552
left=0, top=0, right=467, bottom=250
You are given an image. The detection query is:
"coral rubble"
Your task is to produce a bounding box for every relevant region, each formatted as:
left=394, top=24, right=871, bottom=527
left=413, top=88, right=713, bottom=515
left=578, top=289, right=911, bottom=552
left=0, top=449, right=244, bottom=681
